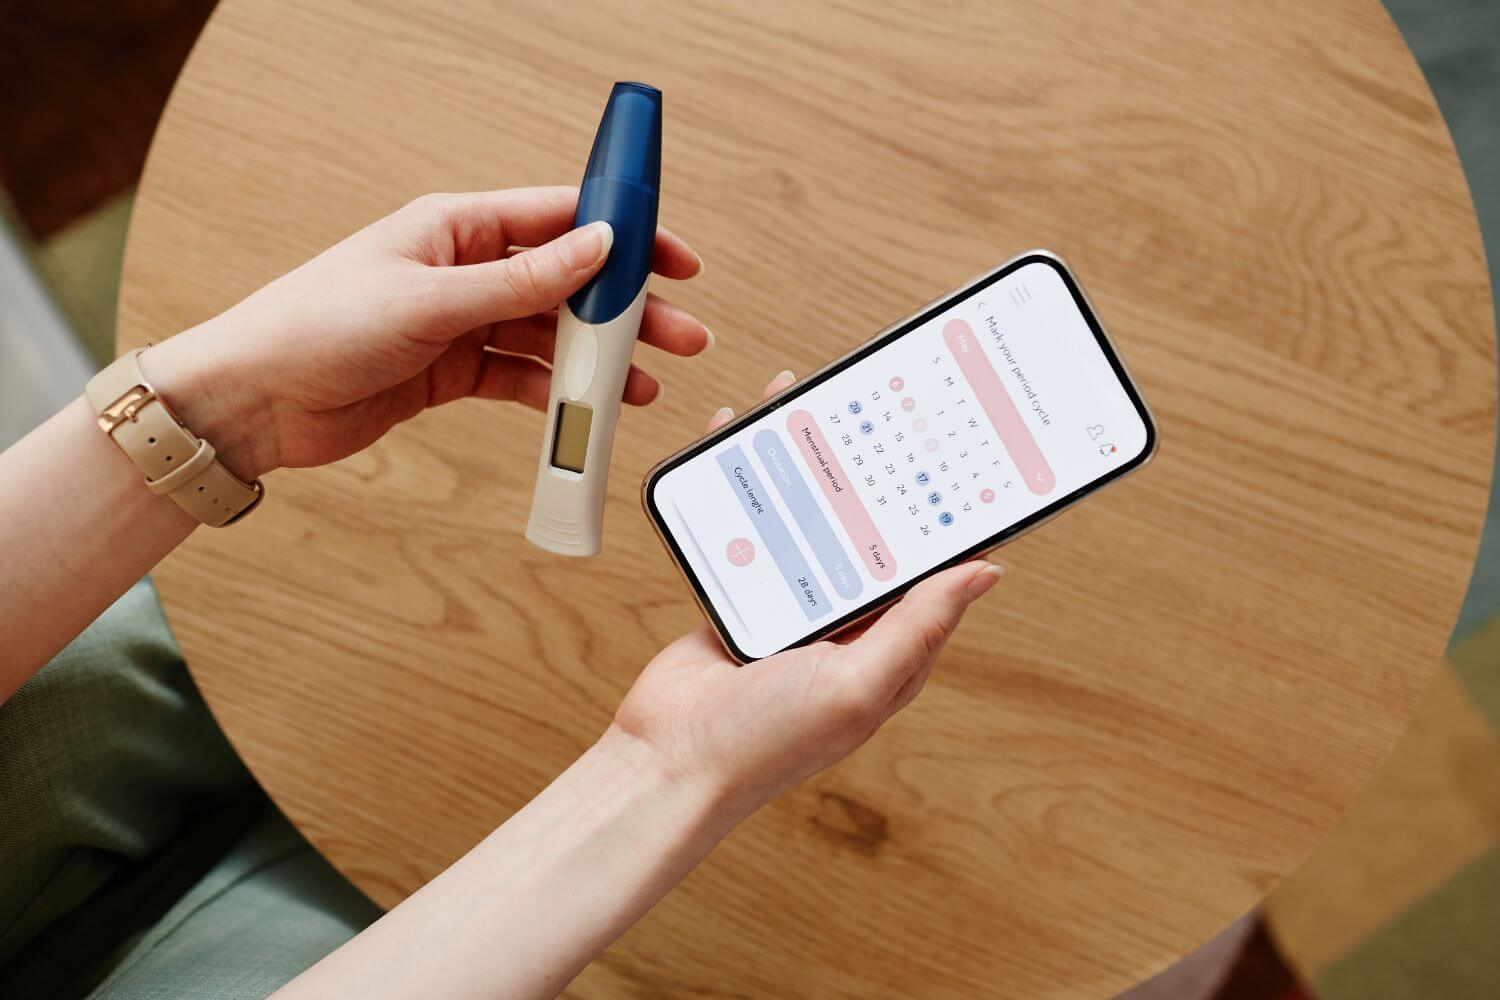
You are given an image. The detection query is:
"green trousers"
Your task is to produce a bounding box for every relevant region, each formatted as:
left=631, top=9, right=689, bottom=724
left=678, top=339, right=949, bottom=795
left=0, top=579, right=381, bottom=999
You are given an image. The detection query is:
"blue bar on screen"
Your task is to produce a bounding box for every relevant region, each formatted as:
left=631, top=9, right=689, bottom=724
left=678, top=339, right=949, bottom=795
left=752, top=429, right=863, bottom=600
left=715, top=445, right=830, bottom=621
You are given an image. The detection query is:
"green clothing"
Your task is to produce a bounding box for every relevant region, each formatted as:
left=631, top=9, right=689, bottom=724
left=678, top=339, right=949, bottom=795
left=0, top=579, right=379, bottom=998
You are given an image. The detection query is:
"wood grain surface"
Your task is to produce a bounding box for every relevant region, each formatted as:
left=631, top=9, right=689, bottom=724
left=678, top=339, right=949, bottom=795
left=117, top=1, right=1495, bottom=996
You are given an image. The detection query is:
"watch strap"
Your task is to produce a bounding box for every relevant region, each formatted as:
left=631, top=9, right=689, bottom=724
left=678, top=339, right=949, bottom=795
left=86, top=348, right=264, bottom=526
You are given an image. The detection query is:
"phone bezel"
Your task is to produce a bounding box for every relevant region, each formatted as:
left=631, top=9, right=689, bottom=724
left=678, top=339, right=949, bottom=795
left=641, top=250, right=1158, bottom=662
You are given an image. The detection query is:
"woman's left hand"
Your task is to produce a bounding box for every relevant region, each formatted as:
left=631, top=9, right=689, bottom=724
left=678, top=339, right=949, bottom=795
left=143, top=186, right=709, bottom=480
left=610, top=372, right=1003, bottom=826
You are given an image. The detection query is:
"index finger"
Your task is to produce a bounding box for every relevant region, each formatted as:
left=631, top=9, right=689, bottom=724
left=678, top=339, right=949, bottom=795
left=437, top=187, right=703, bottom=279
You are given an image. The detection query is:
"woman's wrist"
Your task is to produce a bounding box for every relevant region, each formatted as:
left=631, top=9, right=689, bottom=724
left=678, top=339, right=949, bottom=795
left=595, top=724, right=750, bottom=837
left=140, top=324, right=278, bottom=481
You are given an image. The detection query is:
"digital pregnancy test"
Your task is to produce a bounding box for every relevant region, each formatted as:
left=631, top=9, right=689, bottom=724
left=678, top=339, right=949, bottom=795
left=526, top=82, right=662, bottom=556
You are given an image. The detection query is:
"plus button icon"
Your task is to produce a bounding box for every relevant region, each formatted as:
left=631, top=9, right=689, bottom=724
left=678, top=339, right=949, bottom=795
left=725, top=538, right=756, bottom=567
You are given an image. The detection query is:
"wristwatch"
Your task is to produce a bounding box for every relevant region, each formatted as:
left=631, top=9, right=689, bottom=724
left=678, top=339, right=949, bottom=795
left=86, top=348, right=264, bottom=526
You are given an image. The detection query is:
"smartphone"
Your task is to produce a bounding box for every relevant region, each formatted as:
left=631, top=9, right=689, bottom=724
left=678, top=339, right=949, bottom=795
left=643, top=251, right=1156, bottom=661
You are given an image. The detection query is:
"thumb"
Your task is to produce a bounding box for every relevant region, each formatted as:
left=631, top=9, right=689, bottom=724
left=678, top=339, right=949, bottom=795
left=439, top=220, right=613, bottom=328
left=841, top=561, right=1000, bottom=696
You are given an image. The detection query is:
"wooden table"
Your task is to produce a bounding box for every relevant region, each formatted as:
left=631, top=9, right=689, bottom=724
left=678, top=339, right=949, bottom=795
left=119, top=1, right=1495, bottom=996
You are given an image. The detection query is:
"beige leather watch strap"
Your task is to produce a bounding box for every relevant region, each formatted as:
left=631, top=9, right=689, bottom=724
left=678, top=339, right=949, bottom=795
left=86, top=348, right=264, bottom=527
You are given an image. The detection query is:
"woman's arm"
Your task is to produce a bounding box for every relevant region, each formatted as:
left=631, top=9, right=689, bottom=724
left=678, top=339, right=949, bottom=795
left=0, top=188, right=709, bottom=702
left=278, top=728, right=726, bottom=1000
left=0, top=337, right=274, bottom=699
left=279, top=570, right=998, bottom=1000
left=275, top=385, right=1004, bottom=1000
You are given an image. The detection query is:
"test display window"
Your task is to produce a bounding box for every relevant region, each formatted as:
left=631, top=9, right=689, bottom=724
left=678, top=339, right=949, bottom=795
left=550, top=402, right=593, bottom=473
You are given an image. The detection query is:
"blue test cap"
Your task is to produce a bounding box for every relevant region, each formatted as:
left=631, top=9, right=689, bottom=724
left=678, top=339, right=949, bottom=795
left=568, top=82, right=662, bottom=325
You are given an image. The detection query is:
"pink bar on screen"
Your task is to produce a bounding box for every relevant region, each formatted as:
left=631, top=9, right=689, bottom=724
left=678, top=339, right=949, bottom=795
left=942, top=319, right=1056, bottom=495
left=786, top=410, right=897, bottom=581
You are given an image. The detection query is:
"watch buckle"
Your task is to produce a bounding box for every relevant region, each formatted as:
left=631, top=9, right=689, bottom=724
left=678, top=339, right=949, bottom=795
left=97, top=386, right=156, bottom=434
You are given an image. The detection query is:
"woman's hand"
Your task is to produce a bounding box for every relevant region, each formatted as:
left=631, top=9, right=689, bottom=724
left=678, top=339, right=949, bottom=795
left=143, top=187, right=710, bottom=479
left=275, top=373, right=1001, bottom=1000
left=611, top=372, right=1004, bottom=824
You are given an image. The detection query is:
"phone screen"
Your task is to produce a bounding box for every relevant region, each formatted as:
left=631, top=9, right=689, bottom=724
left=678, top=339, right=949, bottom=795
left=645, top=254, right=1154, bottom=660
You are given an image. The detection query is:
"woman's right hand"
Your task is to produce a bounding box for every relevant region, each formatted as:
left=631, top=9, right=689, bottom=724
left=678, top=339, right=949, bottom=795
left=610, top=372, right=1003, bottom=824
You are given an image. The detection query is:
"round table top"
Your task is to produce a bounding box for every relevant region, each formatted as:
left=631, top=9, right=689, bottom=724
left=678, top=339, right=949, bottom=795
left=120, top=1, right=1495, bottom=996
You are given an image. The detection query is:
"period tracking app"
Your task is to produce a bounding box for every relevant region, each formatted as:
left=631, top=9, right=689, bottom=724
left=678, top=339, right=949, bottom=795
left=647, top=256, right=1153, bottom=659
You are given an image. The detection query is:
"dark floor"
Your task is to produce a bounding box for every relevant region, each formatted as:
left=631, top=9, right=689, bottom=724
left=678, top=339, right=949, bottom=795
left=0, top=1, right=215, bottom=237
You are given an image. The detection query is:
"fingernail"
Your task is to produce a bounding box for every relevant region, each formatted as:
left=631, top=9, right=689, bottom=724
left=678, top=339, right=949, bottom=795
left=702, top=327, right=716, bottom=352
left=713, top=406, right=734, bottom=422
left=776, top=370, right=794, bottom=383
left=566, top=220, right=613, bottom=269
left=965, top=563, right=1003, bottom=602
left=693, top=251, right=706, bottom=276
left=654, top=381, right=666, bottom=402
